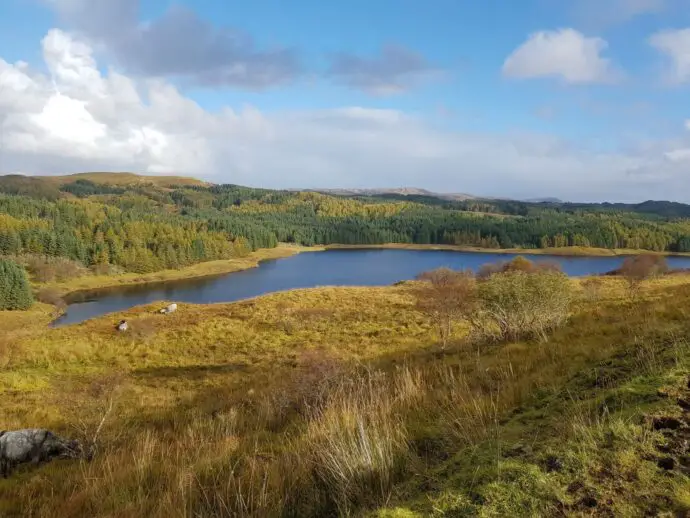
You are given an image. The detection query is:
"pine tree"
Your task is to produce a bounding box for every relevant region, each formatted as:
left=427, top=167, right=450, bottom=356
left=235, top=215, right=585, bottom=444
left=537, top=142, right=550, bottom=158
left=0, top=259, right=33, bottom=310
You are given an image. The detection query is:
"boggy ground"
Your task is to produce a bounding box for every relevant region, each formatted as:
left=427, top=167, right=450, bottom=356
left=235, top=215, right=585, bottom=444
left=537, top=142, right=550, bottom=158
left=0, top=274, right=689, bottom=517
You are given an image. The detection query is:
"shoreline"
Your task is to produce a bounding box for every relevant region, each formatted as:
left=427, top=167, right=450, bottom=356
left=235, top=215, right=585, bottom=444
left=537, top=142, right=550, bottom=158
left=323, top=243, right=690, bottom=257
left=34, top=241, right=689, bottom=306
left=39, top=244, right=324, bottom=300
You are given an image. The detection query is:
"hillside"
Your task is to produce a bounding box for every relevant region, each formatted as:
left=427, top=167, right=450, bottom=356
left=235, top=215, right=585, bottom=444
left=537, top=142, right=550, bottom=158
left=42, top=172, right=210, bottom=188
left=305, top=187, right=477, bottom=201
left=0, top=172, right=689, bottom=516
left=2, top=172, right=690, bottom=275
left=0, top=269, right=688, bottom=516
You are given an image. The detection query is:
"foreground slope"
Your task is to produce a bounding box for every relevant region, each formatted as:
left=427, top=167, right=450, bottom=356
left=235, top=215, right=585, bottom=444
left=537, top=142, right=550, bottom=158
left=0, top=274, right=688, bottom=516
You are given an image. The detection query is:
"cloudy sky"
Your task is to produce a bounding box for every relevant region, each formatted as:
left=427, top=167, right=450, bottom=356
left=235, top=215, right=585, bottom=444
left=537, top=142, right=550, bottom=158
left=1, top=0, right=690, bottom=201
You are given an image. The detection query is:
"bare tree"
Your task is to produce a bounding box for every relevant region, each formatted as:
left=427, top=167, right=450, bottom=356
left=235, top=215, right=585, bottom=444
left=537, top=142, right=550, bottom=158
left=620, top=254, right=668, bottom=300
left=415, top=268, right=477, bottom=347
left=477, top=256, right=561, bottom=279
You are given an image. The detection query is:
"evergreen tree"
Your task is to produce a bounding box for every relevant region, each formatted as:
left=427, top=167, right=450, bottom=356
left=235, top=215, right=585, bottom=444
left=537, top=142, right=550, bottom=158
left=0, top=259, right=33, bottom=310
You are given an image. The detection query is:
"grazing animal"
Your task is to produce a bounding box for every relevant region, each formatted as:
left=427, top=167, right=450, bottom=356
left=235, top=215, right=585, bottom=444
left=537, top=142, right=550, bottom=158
left=0, top=429, right=82, bottom=478
left=116, top=320, right=128, bottom=332
left=160, top=303, right=178, bottom=314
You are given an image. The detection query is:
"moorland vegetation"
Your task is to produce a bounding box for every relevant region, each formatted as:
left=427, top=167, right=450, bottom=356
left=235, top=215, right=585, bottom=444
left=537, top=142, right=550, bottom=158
left=0, top=173, right=688, bottom=516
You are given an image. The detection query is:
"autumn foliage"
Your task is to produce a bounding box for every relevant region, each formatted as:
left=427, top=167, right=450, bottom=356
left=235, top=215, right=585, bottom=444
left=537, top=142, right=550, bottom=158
left=416, top=257, right=573, bottom=345
left=414, top=268, right=477, bottom=347
left=620, top=254, right=668, bottom=299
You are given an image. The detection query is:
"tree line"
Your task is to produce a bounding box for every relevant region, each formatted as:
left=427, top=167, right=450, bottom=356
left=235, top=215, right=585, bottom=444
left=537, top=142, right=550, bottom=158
left=3, top=177, right=690, bottom=279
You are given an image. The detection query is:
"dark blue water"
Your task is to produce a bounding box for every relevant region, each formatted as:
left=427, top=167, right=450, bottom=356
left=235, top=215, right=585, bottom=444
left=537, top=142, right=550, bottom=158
left=53, top=249, right=690, bottom=326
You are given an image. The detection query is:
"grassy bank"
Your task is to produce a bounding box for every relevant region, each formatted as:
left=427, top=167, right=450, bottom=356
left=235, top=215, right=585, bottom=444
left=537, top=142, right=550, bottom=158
left=0, top=270, right=688, bottom=516
left=37, top=244, right=323, bottom=298
left=325, top=243, right=690, bottom=257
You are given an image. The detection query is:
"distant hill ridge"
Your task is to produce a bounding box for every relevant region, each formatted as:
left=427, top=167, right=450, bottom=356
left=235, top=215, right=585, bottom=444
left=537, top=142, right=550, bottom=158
left=1, top=173, right=689, bottom=217
left=298, top=187, right=477, bottom=201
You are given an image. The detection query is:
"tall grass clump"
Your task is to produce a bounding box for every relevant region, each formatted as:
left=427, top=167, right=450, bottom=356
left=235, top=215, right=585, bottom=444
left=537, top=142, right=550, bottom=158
left=302, top=372, right=410, bottom=515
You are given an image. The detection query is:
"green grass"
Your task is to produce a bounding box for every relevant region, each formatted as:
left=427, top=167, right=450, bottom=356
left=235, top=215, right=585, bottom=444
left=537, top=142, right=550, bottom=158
left=0, top=274, right=688, bottom=516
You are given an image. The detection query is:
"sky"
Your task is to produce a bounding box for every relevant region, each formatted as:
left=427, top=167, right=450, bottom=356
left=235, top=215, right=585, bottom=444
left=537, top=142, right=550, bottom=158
left=1, top=1, right=690, bottom=202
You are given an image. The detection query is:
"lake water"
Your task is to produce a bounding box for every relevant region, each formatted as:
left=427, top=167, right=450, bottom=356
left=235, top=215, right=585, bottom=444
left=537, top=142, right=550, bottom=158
left=53, top=249, right=690, bottom=326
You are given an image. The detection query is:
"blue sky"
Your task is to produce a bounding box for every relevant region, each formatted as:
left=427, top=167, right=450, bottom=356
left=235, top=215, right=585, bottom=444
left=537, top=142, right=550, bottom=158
left=1, top=0, right=690, bottom=201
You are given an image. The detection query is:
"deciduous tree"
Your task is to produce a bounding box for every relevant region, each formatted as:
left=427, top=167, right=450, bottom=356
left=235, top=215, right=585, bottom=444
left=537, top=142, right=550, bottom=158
left=415, top=268, right=477, bottom=347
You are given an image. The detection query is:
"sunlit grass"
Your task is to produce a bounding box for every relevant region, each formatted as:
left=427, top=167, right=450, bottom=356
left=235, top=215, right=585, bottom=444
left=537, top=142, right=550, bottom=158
left=0, top=273, right=689, bottom=516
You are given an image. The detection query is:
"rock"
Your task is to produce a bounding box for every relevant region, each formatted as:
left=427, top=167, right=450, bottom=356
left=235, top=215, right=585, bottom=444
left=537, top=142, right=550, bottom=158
left=677, top=398, right=690, bottom=411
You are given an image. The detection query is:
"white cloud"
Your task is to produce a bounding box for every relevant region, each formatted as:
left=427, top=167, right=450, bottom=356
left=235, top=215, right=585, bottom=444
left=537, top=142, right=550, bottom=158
left=664, top=148, right=690, bottom=161
left=650, top=28, right=690, bottom=83
left=46, top=0, right=301, bottom=89
left=1, top=29, right=690, bottom=202
left=503, top=29, right=620, bottom=84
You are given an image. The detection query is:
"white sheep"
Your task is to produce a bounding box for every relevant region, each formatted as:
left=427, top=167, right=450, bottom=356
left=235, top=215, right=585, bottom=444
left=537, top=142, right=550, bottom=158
left=160, top=303, right=178, bottom=314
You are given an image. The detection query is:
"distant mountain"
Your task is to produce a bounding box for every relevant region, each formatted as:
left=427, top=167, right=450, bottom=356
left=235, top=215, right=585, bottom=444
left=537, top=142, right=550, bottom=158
left=524, top=197, right=563, bottom=203
left=301, top=187, right=477, bottom=201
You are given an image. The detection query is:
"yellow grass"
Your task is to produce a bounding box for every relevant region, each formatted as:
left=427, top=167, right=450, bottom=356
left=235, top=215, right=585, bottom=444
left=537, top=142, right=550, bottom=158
left=39, top=244, right=323, bottom=298
left=0, top=271, right=688, bottom=516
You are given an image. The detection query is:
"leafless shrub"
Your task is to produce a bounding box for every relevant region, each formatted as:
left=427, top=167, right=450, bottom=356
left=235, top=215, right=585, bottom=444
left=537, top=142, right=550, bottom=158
left=477, top=256, right=561, bottom=279
left=23, top=255, right=87, bottom=283
left=620, top=254, right=668, bottom=300
left=414, top=268, right=477, bottom=347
